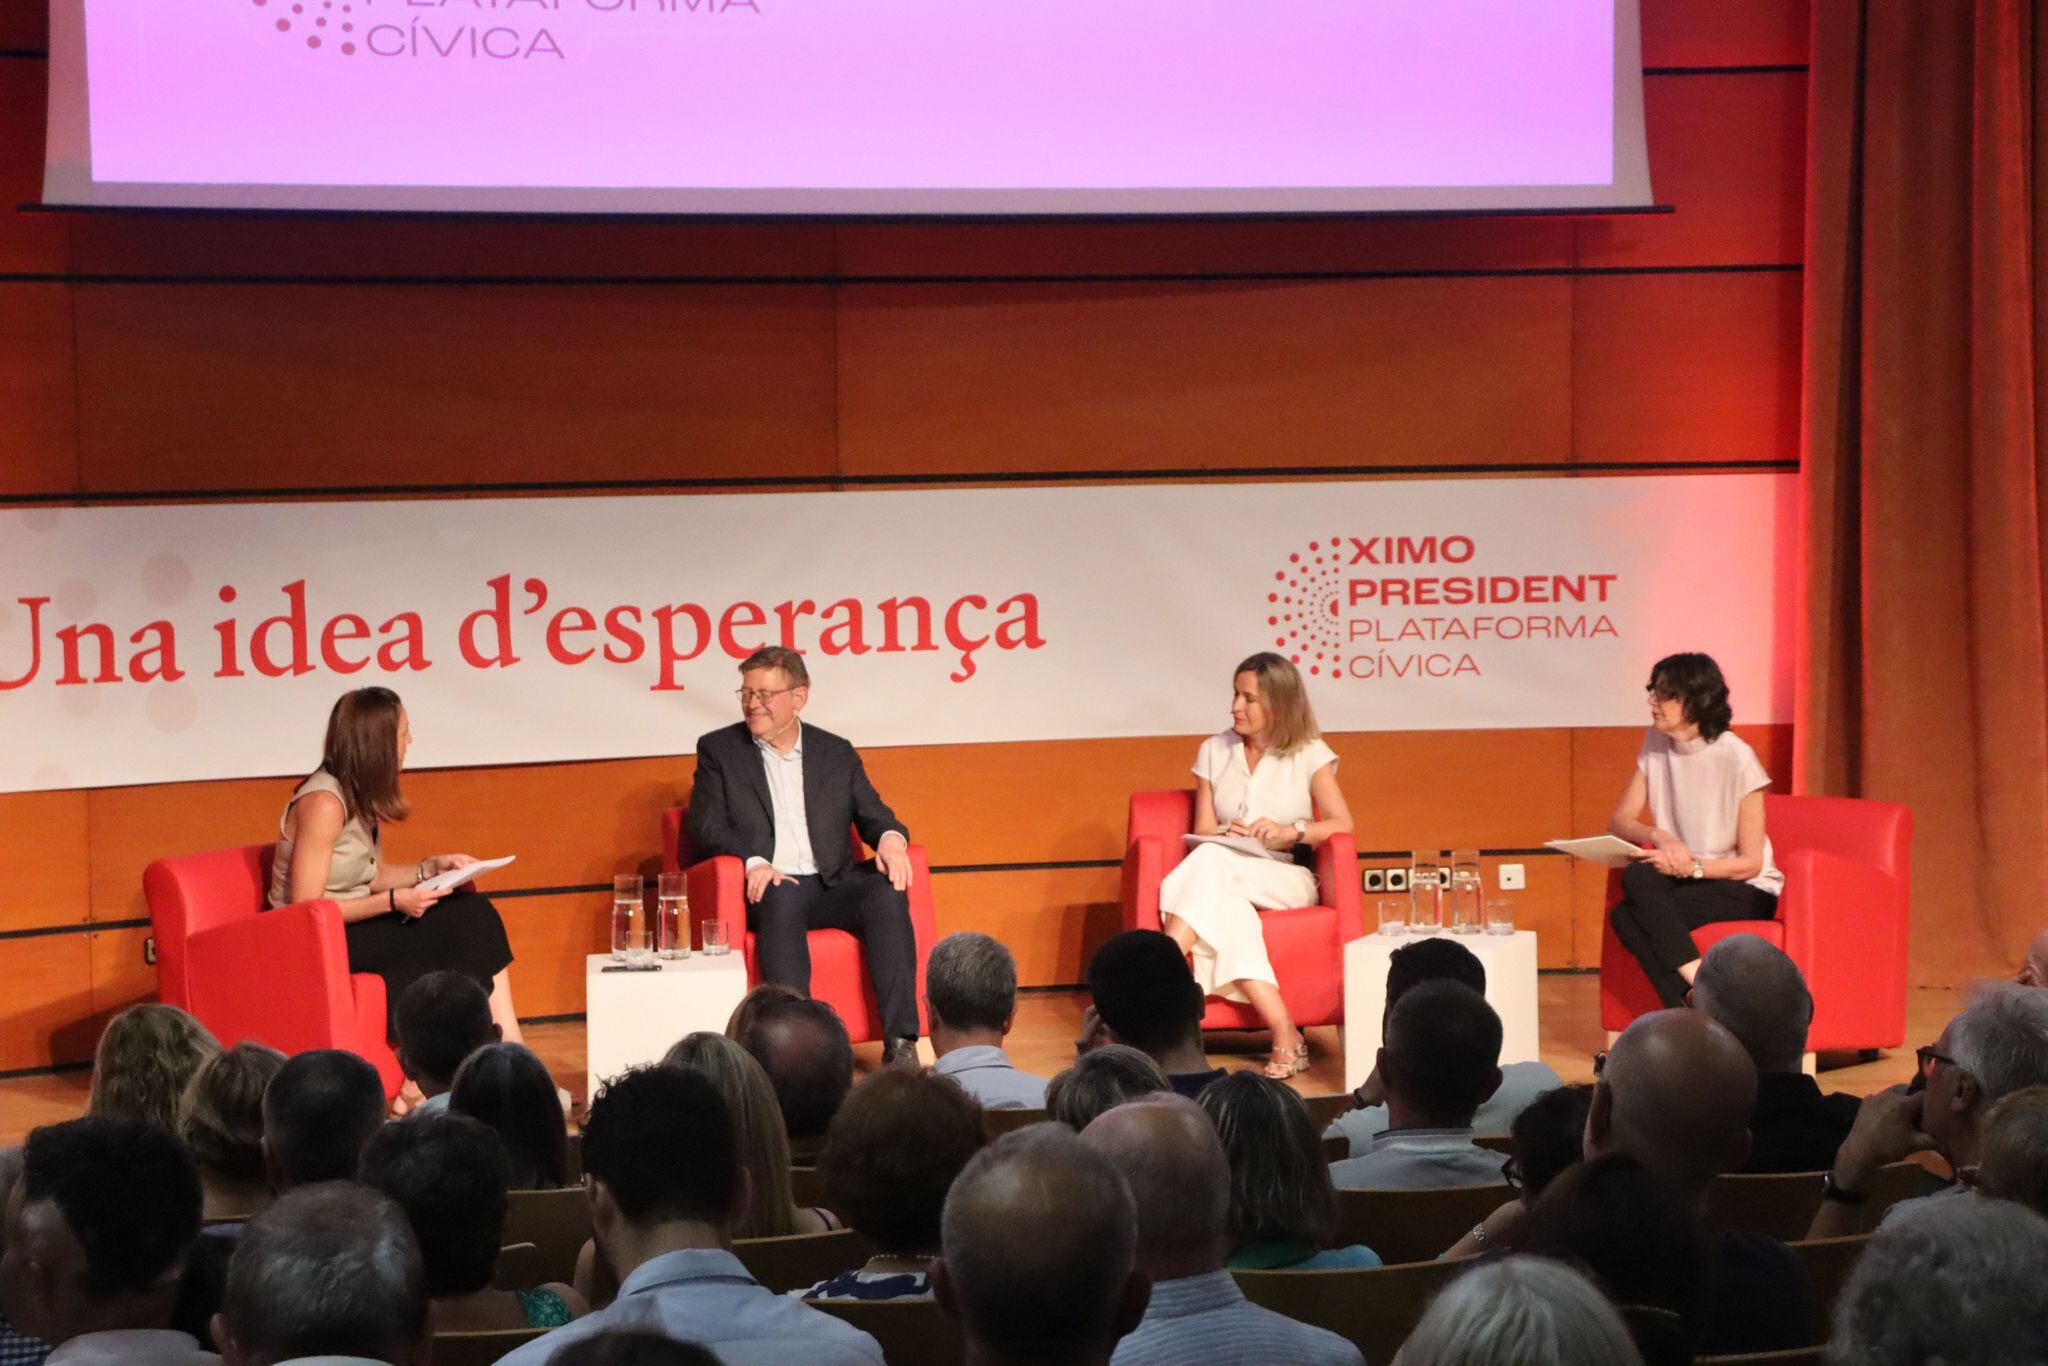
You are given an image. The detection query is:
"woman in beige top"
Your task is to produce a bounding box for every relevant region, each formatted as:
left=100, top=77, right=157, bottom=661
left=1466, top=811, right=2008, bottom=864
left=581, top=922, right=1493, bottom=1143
left=270, top=686, right=521, bottom=1046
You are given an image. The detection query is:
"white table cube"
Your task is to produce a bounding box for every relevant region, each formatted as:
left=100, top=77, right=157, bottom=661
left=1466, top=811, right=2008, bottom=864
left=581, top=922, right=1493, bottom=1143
left=1342, top=930, right=1541, bottom=1091
left=585, top=952, right=749, bottom=1101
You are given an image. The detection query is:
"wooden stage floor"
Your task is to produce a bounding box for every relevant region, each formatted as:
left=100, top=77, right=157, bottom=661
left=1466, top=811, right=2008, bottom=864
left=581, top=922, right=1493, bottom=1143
left=0, top=975, right=1965, bottom=1146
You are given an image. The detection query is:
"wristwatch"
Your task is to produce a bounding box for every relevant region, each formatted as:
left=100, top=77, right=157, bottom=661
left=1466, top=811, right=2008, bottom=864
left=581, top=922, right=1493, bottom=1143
left=1820, top=1170, right=1870, bottom=1205
left=1292, top=819, right=1309, bottom=839
left=1688, top=859, right=1706, bottom=879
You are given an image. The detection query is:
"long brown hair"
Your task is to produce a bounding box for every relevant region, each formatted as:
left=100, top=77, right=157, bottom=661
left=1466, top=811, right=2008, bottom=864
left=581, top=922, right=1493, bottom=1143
left=1235, top=651, right=1321, bottom=755
left=320, top=686, right=410, bottom=825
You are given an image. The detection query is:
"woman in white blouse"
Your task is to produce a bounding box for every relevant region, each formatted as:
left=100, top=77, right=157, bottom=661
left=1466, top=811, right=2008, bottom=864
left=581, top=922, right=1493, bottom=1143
left=1160, top=652, right=1354, bottom=1079
left=1607, top=651, right=1781, bottom=1008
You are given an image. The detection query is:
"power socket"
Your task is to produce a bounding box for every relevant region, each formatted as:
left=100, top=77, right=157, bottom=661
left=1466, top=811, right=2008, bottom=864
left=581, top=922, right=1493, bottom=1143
left=1497, top=863, right=1526, bottom=891
left=1386, top=867, right=1410, bottom=892
left=1362, top=868, right=1388, bottom=892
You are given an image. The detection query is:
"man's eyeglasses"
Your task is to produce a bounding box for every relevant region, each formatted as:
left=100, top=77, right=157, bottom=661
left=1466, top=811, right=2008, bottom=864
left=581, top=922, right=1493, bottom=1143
left=1917, top=1045, right=1958, bottom=1078
left=1593, top=1050, right=1608, bottom=1078
left=736, top=687, right=797, bottom=706
left=1501, top=1155, right=1523, bottom=1191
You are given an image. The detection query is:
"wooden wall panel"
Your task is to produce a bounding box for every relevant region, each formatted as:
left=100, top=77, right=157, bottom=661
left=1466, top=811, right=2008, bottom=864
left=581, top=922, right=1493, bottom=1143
left=0, top=284, right=78, bottom=494
left=1572, top=271, right=1803, bottom=460
left=929, top=866, right=1125, bottom=989
left=501, top=892, right=611, bottom=1021
left=0, top=64, right=65, bottom=274
left=0, top=2, right=45, bottom=52
left=0, top=792, right=90, bottom=931
left=0, top=934, right=93, bottom=1073
left=1639, top=0, right=1810, bottom=69
left=71, top=285, right=839, bottom=493
left=838, top=277, right=1574, bottom=476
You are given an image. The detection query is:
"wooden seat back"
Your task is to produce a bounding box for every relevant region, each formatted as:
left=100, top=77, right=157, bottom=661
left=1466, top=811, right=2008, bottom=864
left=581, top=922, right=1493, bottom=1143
left=1332, top=1184, right=1514, bottom=1264
left=1233, top=1257, right=1464, bottom=1365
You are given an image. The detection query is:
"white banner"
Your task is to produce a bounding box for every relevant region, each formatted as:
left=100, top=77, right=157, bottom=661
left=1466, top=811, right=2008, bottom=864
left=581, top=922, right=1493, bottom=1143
left=0, top=476, right=1794, bottom=794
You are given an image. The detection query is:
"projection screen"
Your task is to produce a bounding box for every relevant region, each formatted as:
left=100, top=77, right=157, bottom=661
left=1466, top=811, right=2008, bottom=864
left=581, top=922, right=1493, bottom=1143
left=43, top=0, right=1652, bottom=216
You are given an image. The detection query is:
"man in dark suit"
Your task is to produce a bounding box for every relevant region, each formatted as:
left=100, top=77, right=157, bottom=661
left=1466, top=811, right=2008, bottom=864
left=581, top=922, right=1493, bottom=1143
left=686, top=645, right=921, bottom=1064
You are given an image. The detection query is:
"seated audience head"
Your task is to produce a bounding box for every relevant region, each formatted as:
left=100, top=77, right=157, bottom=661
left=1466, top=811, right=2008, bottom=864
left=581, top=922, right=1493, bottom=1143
left=1080, top=1094, right=1230, bottom=1281
left=1379, top=979, right=1503, bottom=1129
left=357, top=1113, right=511, bottom=1299
left=1923, top=982, right=2048, bottom=1168
left=1508, top=1084, right=1595, bottom=1203
left=1085, top=930, right=1206, bottom=1065
left=926, top=932, right=1022, bottom=1043
left=1196, top=1071, right=1337, bottom=1253
left=1691, top=934, right=1813, bottom=1075
left=1978, top=1084, right=2048, bottom=1216
left=2019, top=927, right=2048, bottom=988
left=0, top=1118, right=202, bottom=1348
left=1384, top=934, right=1488, bottom=1021
left=660, top=1031, right=803, bottom=1239
left=580, top=1066, right=745, bottom=1267
left=819, top=1068, right=988, bottom=1257
left=178, top=1042, right=287, bottom=1195
left=1586, top=1009, right=1756, bottom=1198
left=736, top=996, right=855, bottom=1144
left=215, top=1183, right=428, bottom=1366
left=85, top=1003, right=220, bottom=1133
left=448, top=1041, right=571, bottom=1190
left=393, top=970, right=500, bottom=1098
left=1394, top=1256, right=1647, bottom=1366
left=934, top=1125, right=1147, bottom=1366
left=1829, top=1193, right=2048, bottom=1365
left=551, top=1331, right=720, bottom=1366
left=723, top=983, right=803, bottom=1042
left=1045, top=1045, right=1171, bottom=1131
left=262, top=1048, right=388, bottom=1191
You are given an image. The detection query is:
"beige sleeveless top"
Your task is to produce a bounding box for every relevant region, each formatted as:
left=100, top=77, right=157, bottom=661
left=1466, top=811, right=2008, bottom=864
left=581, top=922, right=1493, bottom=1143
left=268, top=770, right=381, bottom=907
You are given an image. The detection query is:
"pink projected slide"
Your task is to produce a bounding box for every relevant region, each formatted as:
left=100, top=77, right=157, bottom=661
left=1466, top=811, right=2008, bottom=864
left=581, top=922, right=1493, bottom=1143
left=46, top=0, right=1650, bottom=214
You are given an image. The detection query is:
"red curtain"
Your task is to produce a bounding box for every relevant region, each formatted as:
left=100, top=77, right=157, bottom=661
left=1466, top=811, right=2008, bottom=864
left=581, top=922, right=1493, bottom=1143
left=1800, top=1, right=2048, bottom=985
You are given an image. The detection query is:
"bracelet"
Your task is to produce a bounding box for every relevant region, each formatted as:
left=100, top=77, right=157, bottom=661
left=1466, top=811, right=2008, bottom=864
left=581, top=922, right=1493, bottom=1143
left=415, top=859, right=427, bottom=885
left=1467, top=1221, right=1490, bottom=1249
left=388, top=889, right=397, bottom=915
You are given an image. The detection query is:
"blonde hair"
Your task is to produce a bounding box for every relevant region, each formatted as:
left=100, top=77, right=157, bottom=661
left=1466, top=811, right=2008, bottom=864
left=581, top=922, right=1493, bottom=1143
left=87, top=1003, right=220, bottom=1132
left=179, top=1042, right=288, bottom=1180
left=661, top=1031, right=805, bottom=1238
left=1235, top=651, right=1321, bottom=755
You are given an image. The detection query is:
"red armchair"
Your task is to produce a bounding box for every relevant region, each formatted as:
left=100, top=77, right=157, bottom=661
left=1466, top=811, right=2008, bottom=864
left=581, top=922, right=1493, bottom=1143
left=1599, top=794, right=1913, bottom=1053
left=143, top=844, right=402, bottom=1098
left=660, top=807, right=936, bottom=1045
left=1121, top=789, right=1364, bottom=1031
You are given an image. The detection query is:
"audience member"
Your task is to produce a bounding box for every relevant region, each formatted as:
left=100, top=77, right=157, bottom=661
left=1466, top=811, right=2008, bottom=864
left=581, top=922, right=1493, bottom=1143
left=1392, top=1256, right=1647, bottom=1366
left=261, top=1050, right=387, bottom=1192
left=357, top=1113, right=585, bottom=1331
left=1813, top=982, right=2048, bottom=1238
left=1690, top=934, right=1860, bottom=1172
left=84, top=1005, right=219, bottom=1134
left=176, top=1044, right=286, bottom=1223
left=2017, top=927, right=2048, bottom=988
left=1447, top=1083, right=1594, bottom=1257
left=449, top=1041, right=573, bottom=1190
left=0, top=1147, right=50, bottom=1365
left=661, top=1032, right=837, bottom=1237
left=1328, top=938, right=1562, bottom=1155
left=736, top=997, right=856, bottom=1159
left=1587, top=1009, right=1811, bottom=1355
left=1977, top=1084, right=2048, bottom=1216
left=393, top=970, right=500, bottom=1114
left=932, top=1125, right=1149, bottom=1366
left=1045, top=1046, right=1171, bottom=1131
left=551, top=1332, right=719, bottom=1366
left=723, top=984, right=803, bottom=1043
left=1329, top=980, right=1504, bottom=1190
left=212, top=1183, right=428, bottom=1366
left=1195, top=1073, right=1378, bottom=1270
left=808, top=1069, right=988, bottom=1300
left=1081, top=931, right=1226, bottom=1099
left=926, top=933, right=1050, bottom=1110
left=1828, top=1194, right=2048, bottom=1365
left=1082, top=1096, right=1361, bottom=1366
left=0, top=1118, right=214, bottom=1364
left=496, top=1066, right=882, bottom=1365
left=1513, top=1153, right=1711, bottom=1366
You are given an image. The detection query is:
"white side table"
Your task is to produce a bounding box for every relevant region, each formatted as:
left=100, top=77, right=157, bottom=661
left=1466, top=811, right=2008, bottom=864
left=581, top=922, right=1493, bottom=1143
left=1341, top=930, right=1541, bottom=1091
left=585, top=952, right=749, bottom=1101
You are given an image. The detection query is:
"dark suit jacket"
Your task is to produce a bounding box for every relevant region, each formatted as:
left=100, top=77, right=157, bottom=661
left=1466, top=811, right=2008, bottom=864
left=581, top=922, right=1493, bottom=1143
left=685, top=721, right=908, bottom=888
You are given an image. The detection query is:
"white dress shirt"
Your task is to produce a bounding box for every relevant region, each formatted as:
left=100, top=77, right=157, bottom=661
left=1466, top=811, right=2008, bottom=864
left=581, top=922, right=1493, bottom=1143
left=750, top=723, right=820, bottom=876
left=45, top=1329, right=220, bottom=1366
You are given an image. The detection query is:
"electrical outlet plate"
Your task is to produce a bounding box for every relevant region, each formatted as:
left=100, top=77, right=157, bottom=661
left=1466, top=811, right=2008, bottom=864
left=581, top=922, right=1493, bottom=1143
left=1386, top=867, right=1410, bottom=892
left=1497, top=863, right=1526, bottom=891
left=1362, top=868, right=1387, bottom=892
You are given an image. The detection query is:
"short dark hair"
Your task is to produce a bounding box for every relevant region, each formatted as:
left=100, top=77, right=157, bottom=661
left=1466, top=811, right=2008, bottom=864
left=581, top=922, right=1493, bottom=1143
left=738, top=997, right=854, bottom=1141
left=448, top=1042, right=571, bottom=1190
left=1197, top=1072, right=1336, bottom=1248
left=819, top=1070, right=988, bottom=1254
left=222, top=1183, right=427, bottom=1363
left=738, top=645, right=809, bottom=690
left=1385, top=936, right=1487, bottom=1012
left=263, top=1049, right=387, bottom=1189
left=581, top=1066, right=742, bottom=1229
left=1086, top=930, right=1204, bottom=1058
left=357, top=1114, right=510, bottom=1297
left=394, top=971, right=497, bottom=1091
left=552, top=1330, right=721, bottom=1366
left=19, top=1117, right=201, bottom=1299
left=1648, top=652, right=1733, bottom=741
left=926, top=932, right=1020, bottom=1034
left=1510, top=1084, right=1595, bottom=1200
left=1381, top=980, right=1502, bottom=1126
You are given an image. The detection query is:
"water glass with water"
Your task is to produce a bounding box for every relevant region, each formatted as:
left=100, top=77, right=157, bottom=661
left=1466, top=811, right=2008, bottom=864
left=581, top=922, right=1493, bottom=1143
left=1449, top=849, right=1483, bottom=934
left=1409, top=850, right=1443, bottom=932
left=1485, top=896, right=1516, bottom=935
left=700, top=919, right=730, bottom=955
left=657, top=872, right=689, bottom=960
left=612, top=873, right=649, bottom=965
left=1377, top=895, right=1410, bottom=936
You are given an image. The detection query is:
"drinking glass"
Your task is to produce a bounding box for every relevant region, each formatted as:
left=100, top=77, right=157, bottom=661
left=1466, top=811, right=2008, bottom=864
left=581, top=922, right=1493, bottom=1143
left=606, top=876, right=638, bottom=962
left=1409, top=850, right=1443, bottom=932
left=1485, top=896, right=1516, bottom=935
left=1449, top=849, right=1483, bottom=934
left=1377, top=895, right=1409, bottom=936
left=657, top=872, right=689, bottom=960
left=700, top=919, right=730, bottom=955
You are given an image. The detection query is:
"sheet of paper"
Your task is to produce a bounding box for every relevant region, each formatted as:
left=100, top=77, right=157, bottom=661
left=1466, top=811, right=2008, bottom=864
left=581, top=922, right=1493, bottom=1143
left=1182, top=833, right=1287, bottom=862
left=418, top=855, right=517, bottom=893
left=1542, top=835, right=1646, bottom=870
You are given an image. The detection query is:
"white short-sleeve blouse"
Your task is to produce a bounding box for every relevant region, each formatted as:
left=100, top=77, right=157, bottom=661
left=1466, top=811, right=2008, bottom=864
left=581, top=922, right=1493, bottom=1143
left=1636, top=728, right=1782, bottom=895
left=1193, top=730, right=1338, bottom=828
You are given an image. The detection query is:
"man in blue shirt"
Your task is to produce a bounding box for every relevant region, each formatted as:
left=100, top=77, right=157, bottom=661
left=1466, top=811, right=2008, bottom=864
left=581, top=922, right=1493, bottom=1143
left=927, top=933, right=1050, bottom=1110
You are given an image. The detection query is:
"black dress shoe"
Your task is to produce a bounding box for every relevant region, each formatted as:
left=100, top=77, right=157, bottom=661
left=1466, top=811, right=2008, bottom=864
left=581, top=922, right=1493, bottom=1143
left=882, top=1036, right=921, bottom=1067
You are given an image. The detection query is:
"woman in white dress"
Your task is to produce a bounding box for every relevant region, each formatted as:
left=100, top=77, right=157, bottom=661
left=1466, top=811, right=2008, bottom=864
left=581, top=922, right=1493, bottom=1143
left=1159, top=652, right=1354, bottom=1079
